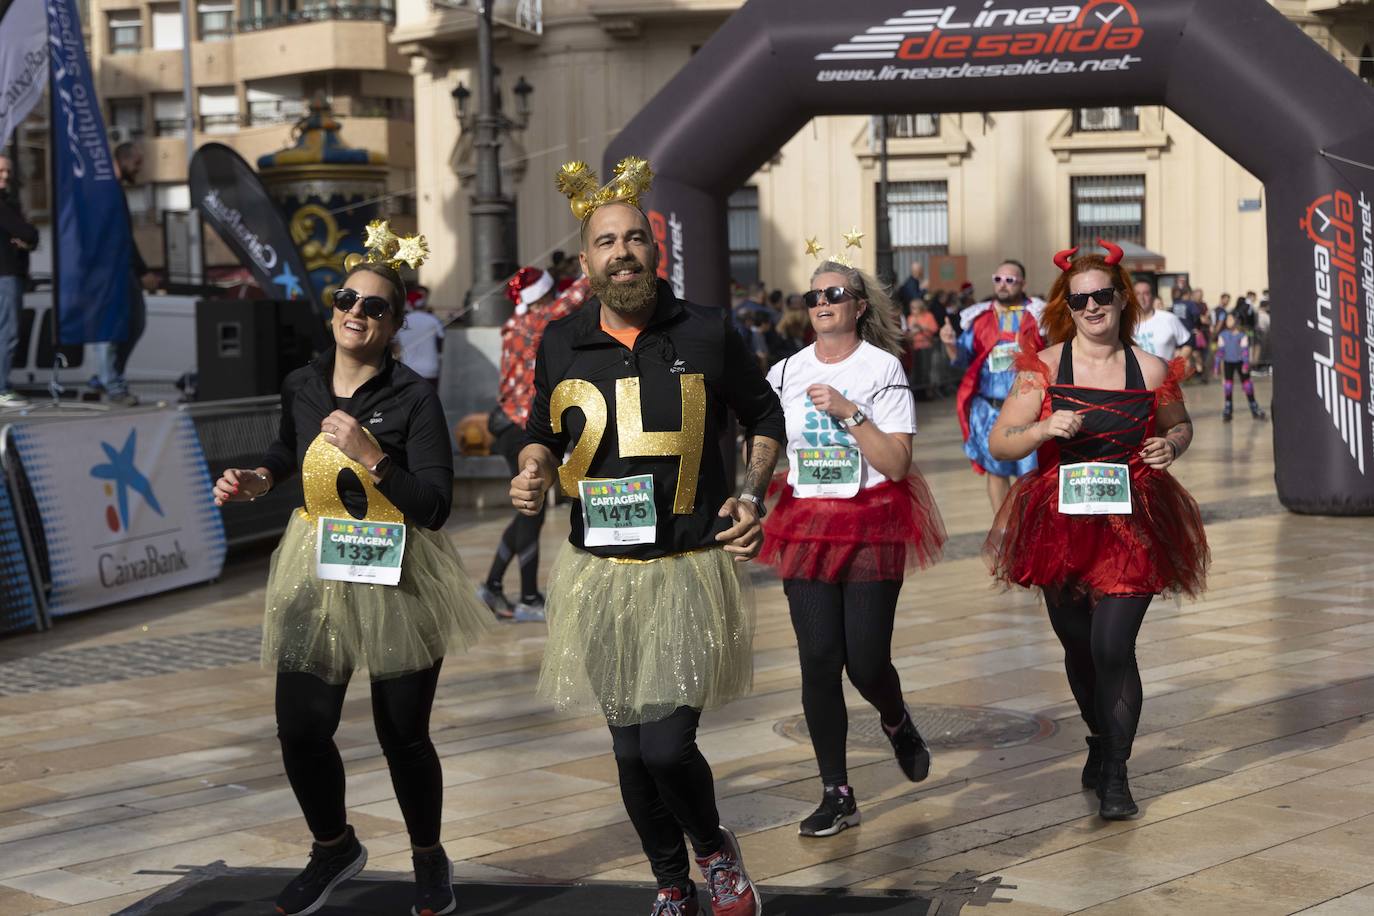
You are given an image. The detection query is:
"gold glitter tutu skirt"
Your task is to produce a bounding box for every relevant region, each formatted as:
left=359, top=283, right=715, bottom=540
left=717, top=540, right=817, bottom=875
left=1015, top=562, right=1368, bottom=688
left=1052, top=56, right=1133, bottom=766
left=537, top=544, right=755, bottom=726
left=261, top=510, right=496, bottom=683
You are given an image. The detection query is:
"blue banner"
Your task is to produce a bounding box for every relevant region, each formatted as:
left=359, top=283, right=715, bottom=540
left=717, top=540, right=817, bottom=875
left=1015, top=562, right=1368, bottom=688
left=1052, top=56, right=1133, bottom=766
left=46, top=0, right=131, bottom=345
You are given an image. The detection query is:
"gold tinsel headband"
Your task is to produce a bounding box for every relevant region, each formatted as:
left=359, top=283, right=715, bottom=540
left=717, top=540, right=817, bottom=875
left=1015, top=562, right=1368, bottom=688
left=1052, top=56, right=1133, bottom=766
left=556, top=156, right=654, bottom=222
left=343, top=219, right=430, bottom=273
left=803, top=227, right=865, bottom=269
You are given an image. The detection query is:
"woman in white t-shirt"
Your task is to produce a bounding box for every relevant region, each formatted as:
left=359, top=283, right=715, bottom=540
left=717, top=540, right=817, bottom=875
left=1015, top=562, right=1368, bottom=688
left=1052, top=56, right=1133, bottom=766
left=760, top=260, right=947, bottom=839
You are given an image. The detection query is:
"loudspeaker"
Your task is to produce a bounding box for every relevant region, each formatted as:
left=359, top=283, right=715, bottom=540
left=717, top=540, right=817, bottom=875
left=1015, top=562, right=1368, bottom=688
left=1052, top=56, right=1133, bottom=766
left=195, top=299, right=325, bottom=401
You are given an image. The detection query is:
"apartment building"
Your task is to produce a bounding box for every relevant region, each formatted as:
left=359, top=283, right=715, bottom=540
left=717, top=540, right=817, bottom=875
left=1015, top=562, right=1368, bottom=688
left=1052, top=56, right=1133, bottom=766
left=392, top=0, right=1374, bottom=308
left=84, top=0, right=417, bottom=273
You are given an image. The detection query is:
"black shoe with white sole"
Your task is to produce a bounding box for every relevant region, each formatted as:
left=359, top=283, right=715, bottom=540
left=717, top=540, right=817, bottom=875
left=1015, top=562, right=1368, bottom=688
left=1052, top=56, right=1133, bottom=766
left=799, top=785, right=861, bottom=838
left=274, top=825, right=367, bottom=916
left=411, top=845, right=457, bottom=916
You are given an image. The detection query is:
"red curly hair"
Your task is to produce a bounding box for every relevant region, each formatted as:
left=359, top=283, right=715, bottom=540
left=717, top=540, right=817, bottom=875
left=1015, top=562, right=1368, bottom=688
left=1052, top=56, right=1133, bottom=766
left=1042, top=251, right=1143, bottom=347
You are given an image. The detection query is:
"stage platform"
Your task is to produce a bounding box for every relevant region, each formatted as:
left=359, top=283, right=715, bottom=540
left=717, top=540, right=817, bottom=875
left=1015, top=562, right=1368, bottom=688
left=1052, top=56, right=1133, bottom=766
left=2, top=378, right=1374, bottom=915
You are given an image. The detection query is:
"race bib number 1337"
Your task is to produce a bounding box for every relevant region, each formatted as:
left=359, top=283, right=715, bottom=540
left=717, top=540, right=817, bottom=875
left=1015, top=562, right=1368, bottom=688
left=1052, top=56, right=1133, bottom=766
left=316, top=517, right=406, bottom=585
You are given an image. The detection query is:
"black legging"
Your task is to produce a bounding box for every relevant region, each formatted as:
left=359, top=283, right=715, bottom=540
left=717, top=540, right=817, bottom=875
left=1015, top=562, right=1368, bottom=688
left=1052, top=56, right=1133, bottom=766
left=609, top=706, right=723, bottom=888
left=486, top=424, right=545, bottom=601
left=276, top=661, right=444, bottom=847
left=1044, top=589, right=1152, bottom=760
left=784, top=579, right=907, bottom=787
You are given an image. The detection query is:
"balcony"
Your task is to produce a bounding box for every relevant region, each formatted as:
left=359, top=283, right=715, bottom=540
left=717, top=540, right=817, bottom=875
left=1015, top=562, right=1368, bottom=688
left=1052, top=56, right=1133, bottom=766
left=233, top=17, right=406, bottom=81
left=237, top=3, right=394, bottom=32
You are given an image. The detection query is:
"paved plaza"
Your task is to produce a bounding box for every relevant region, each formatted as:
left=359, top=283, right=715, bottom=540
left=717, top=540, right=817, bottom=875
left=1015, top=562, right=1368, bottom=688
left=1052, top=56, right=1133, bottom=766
left=3, top=378, right=1374, bottom=914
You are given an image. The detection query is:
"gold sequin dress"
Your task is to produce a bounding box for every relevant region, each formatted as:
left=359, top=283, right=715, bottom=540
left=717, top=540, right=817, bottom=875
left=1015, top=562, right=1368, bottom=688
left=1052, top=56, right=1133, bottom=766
left=261, top=434, right=494, bottom=683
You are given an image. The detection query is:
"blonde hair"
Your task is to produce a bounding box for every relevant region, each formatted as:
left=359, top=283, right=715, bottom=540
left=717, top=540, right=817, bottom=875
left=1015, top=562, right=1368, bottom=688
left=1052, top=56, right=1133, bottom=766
left=777, top=306, right=809, bottom=341
left=810, top=261, right=906, bottom=358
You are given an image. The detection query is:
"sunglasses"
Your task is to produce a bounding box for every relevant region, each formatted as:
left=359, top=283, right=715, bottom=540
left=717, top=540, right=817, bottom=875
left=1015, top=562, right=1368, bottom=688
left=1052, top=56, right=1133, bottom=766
left=1066, top=287, right=1117, bottom=311
left=803, top=287, right=856, bottom=309
left=332, top=288, right=392, bottom=321
left=991, top=274, right=1022, bottom=286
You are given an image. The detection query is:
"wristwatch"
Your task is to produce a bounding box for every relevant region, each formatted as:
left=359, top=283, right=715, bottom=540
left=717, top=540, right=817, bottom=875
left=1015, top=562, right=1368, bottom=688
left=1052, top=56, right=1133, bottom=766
left=836, top=409, right=867, bottom=431
left=738, top=493, right=767, bottom=518
left=369, top=454, right=394, bottom=481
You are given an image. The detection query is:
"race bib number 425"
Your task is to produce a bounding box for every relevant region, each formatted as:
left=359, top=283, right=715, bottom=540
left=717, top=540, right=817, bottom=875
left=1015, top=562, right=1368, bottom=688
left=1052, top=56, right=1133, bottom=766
left=794, top=446, right=862, bottom=499
left=1058, top=462, right=1132, bottom=516
left=580, top=474, right=658, bottom=546
left=316, top=517, right=406, bottom=585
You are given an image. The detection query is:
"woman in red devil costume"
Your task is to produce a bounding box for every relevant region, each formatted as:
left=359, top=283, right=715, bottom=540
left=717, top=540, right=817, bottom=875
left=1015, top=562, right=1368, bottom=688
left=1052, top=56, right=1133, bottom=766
left=984, top=240, right=1208, bottom=821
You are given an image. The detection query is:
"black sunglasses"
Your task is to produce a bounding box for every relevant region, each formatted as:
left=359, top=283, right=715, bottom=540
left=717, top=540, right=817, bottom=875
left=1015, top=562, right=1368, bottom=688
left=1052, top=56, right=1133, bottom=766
left=803, top=287, right=856, bottom=309
left=1066, top=287, right=1117, bottom=312
left=333, top=288, right=392, bottom=321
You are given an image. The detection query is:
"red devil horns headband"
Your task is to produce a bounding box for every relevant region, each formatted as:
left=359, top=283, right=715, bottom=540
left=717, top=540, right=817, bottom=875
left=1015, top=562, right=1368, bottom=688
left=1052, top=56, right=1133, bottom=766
left=1053, top=238, right=1124, bottom=272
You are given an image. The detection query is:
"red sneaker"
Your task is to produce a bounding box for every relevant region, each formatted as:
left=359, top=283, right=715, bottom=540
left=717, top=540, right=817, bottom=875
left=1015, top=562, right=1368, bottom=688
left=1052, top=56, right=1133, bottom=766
left=695, top=826, right=760, bottom=916
left=649, top=882, right=700, bottom=916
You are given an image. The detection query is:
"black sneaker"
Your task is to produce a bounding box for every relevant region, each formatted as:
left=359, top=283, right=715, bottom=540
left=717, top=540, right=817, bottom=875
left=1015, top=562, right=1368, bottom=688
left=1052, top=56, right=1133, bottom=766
left=275, top=826, right=367, bottom=916
left=799, top=784, right=861, bottom=837
left=411, top=845, right=457, bottom=916
left=1250, top=404, right=1268, bottom=421
left=886, top=709, right=932, bottom=782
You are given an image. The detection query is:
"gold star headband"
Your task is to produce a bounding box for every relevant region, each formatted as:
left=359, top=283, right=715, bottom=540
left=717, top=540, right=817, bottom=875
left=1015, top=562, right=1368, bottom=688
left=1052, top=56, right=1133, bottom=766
left=343, top=219, right=430, bottom=273
left=556, top=156, right=654, bottom=222
left=804, top=227, right=865, bottom=268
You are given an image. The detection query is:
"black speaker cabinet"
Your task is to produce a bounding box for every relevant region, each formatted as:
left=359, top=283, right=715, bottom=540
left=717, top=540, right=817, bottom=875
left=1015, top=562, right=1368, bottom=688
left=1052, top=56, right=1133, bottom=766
left=196, top=299, right=324, bottom=401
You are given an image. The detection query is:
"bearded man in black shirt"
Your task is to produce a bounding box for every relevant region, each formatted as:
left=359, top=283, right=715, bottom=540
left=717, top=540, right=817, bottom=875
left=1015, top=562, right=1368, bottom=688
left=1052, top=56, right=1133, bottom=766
left=510, top=160, right=782, bottom=916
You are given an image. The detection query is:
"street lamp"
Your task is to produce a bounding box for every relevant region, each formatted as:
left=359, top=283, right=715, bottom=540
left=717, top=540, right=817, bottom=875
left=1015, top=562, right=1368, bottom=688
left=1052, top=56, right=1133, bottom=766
left=513, top=76, right=533, bottom=124
left=451, top=82, right=470, bottom=124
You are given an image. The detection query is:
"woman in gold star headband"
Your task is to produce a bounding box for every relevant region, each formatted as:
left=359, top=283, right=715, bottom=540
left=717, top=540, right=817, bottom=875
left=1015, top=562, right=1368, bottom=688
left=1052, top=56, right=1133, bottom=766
left=211, top=221, right=490, bottom=916
left=756, top=238, right=947, bottom=838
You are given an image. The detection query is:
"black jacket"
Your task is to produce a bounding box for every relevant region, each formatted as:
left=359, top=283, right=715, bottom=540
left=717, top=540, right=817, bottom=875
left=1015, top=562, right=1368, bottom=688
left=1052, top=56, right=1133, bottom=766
left=261, top=349, right=453, bottom=529
left=527, top=279, right=785, bottom=559
left=0, top=196, right=37, bottom=280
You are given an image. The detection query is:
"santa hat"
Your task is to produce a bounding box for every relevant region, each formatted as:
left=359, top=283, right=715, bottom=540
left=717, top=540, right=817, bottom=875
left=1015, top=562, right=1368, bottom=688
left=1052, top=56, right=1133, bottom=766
left=506, top=267, right=555, bottom=315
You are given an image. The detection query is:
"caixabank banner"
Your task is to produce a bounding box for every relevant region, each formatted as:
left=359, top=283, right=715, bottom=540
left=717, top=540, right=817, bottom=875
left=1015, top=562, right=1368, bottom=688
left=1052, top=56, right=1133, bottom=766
left=10, top=413, right=226, bottom=615
left=612, top=0, right=1374, bottom=515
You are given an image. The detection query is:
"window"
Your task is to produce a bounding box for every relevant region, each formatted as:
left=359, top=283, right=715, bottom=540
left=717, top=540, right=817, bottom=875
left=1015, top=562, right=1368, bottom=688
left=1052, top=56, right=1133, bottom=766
left=1071, top=175, right=1145, bottom=247
left=884, top=114, right=940, bottom=139
left=882, top=181, right=949, bottom=280
left=108, top=98, right=145, bottom=139
left=150, top=4, right=185, bottom=51
left=1074, top=106, right=1140, bottom=132
left=197, top=1, right=235, bottom=41
left=154, top=183, right=191, bottom=224
left=198, top=86, right=239, bottom=133
left=108, top=10, right=142, bottom=55
left=247, top=78, right=308, bottom=125
left=125, top=185, right=152, bottom=222
left=727, top=187, right=760, bottom=288
left=153, top=93, right=186, bottom=137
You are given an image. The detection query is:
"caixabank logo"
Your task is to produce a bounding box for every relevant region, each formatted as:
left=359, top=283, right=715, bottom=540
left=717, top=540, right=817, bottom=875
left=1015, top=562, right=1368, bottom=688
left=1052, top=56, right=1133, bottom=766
left=814, top=1, right=1143, bottom=83
left=1300, top=190, right=1374, bottom=474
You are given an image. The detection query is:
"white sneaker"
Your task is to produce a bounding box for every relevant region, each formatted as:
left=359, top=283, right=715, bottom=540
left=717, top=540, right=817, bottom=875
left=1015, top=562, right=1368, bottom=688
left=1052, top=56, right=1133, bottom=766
left=513, top=595, right=546, bottom=622
left=0, top=392, right=30, bottom=408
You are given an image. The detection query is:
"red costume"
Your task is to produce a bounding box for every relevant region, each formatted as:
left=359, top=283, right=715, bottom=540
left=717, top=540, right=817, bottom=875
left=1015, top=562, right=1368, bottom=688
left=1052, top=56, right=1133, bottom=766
left=984, top=324, right=1209, bottom=597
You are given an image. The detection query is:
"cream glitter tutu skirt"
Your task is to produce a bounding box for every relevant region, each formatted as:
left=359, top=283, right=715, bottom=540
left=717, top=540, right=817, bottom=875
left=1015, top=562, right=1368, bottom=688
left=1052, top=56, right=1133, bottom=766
left=537, top=544, right=755, bottom=726
left=261, top=510, right=495, bottom=683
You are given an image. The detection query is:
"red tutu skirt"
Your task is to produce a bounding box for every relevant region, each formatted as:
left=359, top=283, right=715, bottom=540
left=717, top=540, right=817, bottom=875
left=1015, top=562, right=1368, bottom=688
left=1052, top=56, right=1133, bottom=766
left=760, top=473, right=947, bottom=582
left=984, top=463, right=1209, bottom=598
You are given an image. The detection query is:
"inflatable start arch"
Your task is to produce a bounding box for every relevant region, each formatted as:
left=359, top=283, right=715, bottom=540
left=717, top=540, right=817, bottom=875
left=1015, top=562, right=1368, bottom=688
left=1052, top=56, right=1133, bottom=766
left=607, top=0, right=1374, bottom=516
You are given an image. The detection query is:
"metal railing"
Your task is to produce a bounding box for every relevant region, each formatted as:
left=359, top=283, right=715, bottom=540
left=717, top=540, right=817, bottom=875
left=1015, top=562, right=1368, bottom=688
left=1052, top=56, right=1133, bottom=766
left=237, top=5, right=395, bottom=32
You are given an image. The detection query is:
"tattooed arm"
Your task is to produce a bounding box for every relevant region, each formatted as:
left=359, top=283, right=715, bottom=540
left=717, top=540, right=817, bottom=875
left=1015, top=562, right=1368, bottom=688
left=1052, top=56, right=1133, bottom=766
left=741, top=435, right=781, bottom=501
left=989, top=369, right=1080, bottom=461
left=1141, top=401, right=1193, bottom=469
left=717, top=434, right=781, bottom=562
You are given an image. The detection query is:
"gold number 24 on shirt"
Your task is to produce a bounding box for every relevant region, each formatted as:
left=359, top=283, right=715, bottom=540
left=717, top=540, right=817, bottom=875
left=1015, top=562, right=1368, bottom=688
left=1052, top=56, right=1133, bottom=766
left=550, top=375, right=706, bottom=514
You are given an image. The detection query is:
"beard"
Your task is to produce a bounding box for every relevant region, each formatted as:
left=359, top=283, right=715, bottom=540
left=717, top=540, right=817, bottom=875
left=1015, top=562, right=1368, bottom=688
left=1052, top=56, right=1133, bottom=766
left=995, top=285, right=1023, bottom=305
left=590, top=255, right=658, bottom=315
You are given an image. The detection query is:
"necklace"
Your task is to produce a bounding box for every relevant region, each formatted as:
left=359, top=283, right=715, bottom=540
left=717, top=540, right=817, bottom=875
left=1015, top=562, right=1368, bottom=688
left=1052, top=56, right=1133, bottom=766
left=816, top=339, right=862, bottom=364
